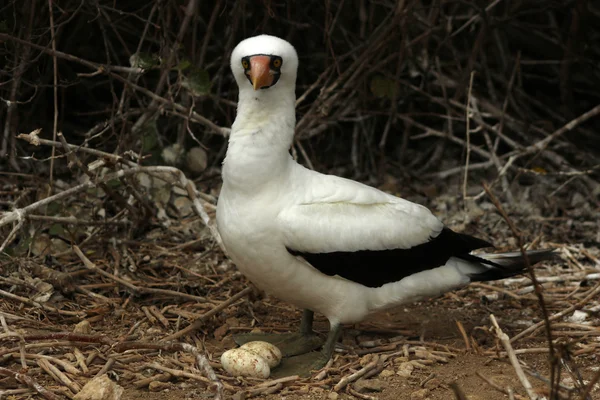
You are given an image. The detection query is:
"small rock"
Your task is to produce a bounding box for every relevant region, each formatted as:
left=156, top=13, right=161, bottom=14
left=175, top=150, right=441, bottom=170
left=136, top=173, right=152, bottom=189
left=567, top=310, right=588, bottom=323
left=424, top=378, right=441, bottom=389
left=410, top=388, right=429, bottom=400
left=214, top=323, right=229, bottom=341
left=297, top=385, right=309, bottom=393
left=162, top=143, right=185, bottom=165
left=571, top=192, right=585, bottom=207
left=379, top=369, right=395, bottom=378
left=359, top=353, right=376, bottom=366
left=396, top=362, right=414, bottom=377
left=186, top=147, right=208, bottom=174
left=232, top=392, right=246, bottom=400
left=74, top=320, right=92, bottom=334
left=172, top=185, right=188, bottom=196
left=74, top=374, right=123, bottom=400
left=146, top=327, right=162, bottom=335
left=327, top=392, right=339, bottom=400
left=354, top=378, right=384, bottom=393
left=174, top=196, right=193, bottom=217
left=148, top=381, right=171, bottom=392
left=31, top=234, right=52, bottom=256
left=51, top=238, right=70, bottom=253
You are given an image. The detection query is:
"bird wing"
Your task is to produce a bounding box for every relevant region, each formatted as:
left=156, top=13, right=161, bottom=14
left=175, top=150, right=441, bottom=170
left=277, top=169, right=492, bottom=287
left=278, top=170, right=444, bottom=253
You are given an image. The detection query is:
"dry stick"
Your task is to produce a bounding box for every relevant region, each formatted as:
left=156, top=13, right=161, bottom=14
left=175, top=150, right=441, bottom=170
left=0, top=316, right=26, bottom=369
left=113, top=342, right=231, bottom=400
left=580, top=367, right=600, bottom=400
left=0, top=33, right=228, bottom=136
left=73, top=348, right=88, bottom=374
left=37, top=358, right=81, bottom=394
left=94, top=357, right=115, bottom=378
left=198, top=0, right=221, bottom=68
left=334, top=356, right=379, bottom=392
left=347, top=385, right=378, bottom=400
left=164, top=286, right=252, bottom=341
left=58, top=132, right=138, bottom=218
left=450, top=382, right=469, bottom=400
left=455, top=320, right=471, bottom=351
left=147, top=362, right=234, bottom=391
left=490, top=315, right=538, bottom=400
left=73, top=246, right=209, bottom=303
left=182, top=342, right=224, bottom=400
left=0, top=208, right=24, bottom=254
left=130, top=0, right=198, bottom=133
left=7, top=134, right=222, bottom=249
left=482, top=182, right=557, bottom=397
left=0, top=288, right=83, bottom=317
left=462, top=71, right=476, bottom=202
left=9, top=332, right=227, bottom=397
left=470, top=282, right=522, bottom=300
left=18, top=130, right=136, bottom=166
left=133, top=372, right=171, bottom=389
left=26, top=214, right=130, bottom=226
left=47, top=0, right=59, bottom=191
left=476, top=372, right=526, bottom=400
left=523, top=103, right=600, bottom=158
left=0, top=366, right=60, bottom=400
left=511, top=280, right=600, bottom=343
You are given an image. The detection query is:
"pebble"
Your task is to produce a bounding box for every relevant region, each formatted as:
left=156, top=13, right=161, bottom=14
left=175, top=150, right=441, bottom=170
left=410, top=388, right=429, bottom=400
left=396, top=361, right=414, bottom=377
left=148, top=381, right=171, bottom=392
left=73, top=320, right=92, bottom=334
left=73, top=374, right=123, bottom=400
left=379, top=369, right=395, bottom=378
left=354, top=378, right=384, bottom=392
left=424, top=378, right=441, bottom=389
left=327, top=392, right=339, bottom=400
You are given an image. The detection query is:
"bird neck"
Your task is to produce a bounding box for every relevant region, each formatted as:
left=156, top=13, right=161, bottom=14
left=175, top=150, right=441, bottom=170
left=232, top=89, right=296, bottom=137
left=222, top=89, right=296, bottom=191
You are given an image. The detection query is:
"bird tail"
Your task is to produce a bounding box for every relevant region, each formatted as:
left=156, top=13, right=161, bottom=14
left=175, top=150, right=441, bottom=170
left=459, top=249, right=556, bottom=282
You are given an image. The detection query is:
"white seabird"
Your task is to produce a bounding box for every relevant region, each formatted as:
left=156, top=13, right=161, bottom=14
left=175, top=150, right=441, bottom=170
left=216, top=34, right=553, bottom=376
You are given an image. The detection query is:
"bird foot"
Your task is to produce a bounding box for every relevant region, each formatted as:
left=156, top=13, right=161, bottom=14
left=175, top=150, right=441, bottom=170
left=270, top=351, right=330, bottom=378
left=233, top=332, right=323, bottom=357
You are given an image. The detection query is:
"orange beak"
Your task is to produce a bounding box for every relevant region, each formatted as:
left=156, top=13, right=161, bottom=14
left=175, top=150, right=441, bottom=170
left=248, top=56, right=273, bottom=90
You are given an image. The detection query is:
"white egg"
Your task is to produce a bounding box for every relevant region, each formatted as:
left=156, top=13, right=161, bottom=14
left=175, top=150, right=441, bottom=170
left=240, top=341, right=282, bottom=368
left=220, top=348, right=270, bottom=378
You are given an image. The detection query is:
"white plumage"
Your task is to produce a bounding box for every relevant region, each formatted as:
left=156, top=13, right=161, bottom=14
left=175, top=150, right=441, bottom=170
left=216, top=35, right=553, bottom=374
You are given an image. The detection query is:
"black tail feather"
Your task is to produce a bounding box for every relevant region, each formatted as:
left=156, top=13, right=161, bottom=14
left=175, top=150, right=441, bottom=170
left=465, top=249, right=557, bottom=282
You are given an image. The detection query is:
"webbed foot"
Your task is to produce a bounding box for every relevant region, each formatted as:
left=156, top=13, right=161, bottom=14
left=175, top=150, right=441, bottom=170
left=270, top=350, right=330, bottom=378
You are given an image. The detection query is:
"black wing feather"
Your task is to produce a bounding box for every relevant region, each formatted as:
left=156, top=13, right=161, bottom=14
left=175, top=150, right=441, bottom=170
left=287, top=228, right=494, bottom=288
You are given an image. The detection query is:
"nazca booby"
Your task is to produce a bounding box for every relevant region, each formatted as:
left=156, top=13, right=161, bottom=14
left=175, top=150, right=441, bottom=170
left=216, top=34, right=554, bottom=377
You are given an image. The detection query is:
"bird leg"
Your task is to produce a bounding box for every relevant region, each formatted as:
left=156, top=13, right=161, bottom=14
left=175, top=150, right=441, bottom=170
left=270, top=323, right=342, bottom=378
left=233, top=309, right=323, bottom=357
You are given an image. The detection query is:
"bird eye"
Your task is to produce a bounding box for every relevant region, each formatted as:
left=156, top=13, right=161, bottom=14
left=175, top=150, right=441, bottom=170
left=241, top=59, right=249, bottom=69
left=272, top=58, right=282, bottom=68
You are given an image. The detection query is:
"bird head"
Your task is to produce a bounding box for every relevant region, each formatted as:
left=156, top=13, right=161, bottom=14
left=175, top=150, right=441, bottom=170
left=230, top=35, right=298, bottom=93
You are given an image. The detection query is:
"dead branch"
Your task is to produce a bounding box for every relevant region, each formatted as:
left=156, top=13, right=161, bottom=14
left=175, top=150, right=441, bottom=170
left=0, top=366, right=60, bottom=400
left=490, top=315, right=538, bottom=400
